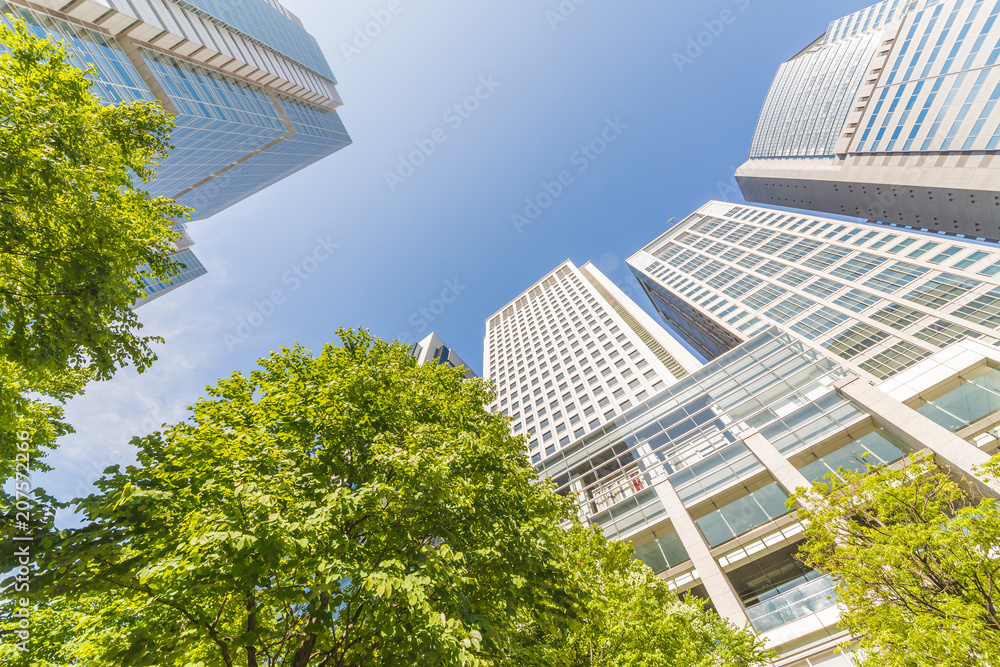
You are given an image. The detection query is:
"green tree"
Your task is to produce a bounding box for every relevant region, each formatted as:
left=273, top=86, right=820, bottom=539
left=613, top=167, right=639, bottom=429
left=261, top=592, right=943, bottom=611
left=791, top=452, right=1000, bottom=667
left=0, top=18, right=187, bottom=478
left=10, top=331, right=588, bottom=666
left=504, top=526, right=774, bottom=667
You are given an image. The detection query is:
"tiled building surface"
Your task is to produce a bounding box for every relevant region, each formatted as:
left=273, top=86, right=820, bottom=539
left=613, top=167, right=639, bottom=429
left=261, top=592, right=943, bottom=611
left=483, top=261, right=702, bottom=465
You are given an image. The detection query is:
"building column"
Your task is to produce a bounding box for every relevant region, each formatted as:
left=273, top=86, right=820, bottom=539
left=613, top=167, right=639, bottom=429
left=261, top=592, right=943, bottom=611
left=836, top=375, right=1000, bottom=494
left=741, top=431, right=813, bottom=497
left=652, top=479, right=750, bottom=627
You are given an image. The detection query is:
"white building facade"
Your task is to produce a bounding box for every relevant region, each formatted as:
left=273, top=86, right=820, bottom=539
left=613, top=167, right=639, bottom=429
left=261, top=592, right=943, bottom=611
left=488, top=250, right=1000, bottom=666
left=627, top=201, right=1000, bottom=383
left=483, top=260, right=701, bottom=465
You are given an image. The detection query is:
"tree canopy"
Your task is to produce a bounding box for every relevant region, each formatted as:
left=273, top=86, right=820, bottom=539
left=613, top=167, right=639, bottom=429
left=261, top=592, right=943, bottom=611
left=506, top=526, right=773, bottom=667
left=0, top=18, right=186, bottom=478
left=7, top=331, right=772, bottom=667
left=791, top=452, right=1000, bottom=667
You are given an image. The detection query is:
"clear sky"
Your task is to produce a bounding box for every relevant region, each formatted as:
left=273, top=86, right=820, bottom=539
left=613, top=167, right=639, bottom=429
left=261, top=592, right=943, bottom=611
left=39, top=0, right=873, bottom=516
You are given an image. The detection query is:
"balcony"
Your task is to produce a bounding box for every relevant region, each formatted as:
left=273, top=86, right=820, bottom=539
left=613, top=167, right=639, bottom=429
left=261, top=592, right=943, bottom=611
left=745, top=576, right=838, bottom=633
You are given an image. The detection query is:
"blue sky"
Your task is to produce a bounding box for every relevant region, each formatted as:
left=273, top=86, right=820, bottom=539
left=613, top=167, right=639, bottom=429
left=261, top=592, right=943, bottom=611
left=39, top=0, right=872, bottom=513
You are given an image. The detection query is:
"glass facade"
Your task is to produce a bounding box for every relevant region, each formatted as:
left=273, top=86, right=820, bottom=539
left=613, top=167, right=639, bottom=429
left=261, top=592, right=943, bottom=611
left=535, top=329, right=863, bottom=542
left=730, top=540, right=839, bottom=633
left=1, top=0, right=351, bottom=303
left=915, top=366, right=1000, bottom=430
left=750, top=29, right=882, bottom=159
left=140, top=248, right=208, bottom=300
left=748, top=0, right=1000, bottom=159
left=160, top=0, right=335, bottom=80
left=141, top=48, right=289, bottom=199
left=798, top=428, right=911, bottom=483
left=176, top=94, right=352, bottom=220
left=0, top=1, right=154, bottom=105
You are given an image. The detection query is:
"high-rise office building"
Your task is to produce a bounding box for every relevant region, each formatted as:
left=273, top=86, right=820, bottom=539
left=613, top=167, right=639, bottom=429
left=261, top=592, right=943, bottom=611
left=627, top=201, right=1000, bottom=383
left=3, top=0, right=351, bottom=301
left=533, top=326, right=1000, bottom=666
left=736, top=0, right=1000, bottom=240
left=488, top=256, right=1000, bottom=665
left=483, top=260, right=702, bottom=465
left=411, top=332, right=477, bottom=379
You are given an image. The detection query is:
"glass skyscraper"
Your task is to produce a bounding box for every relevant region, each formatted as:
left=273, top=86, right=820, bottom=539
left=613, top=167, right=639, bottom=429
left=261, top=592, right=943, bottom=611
left=737, top=0, right=1000, bottom=241
left=3, top=0, right=352, bottom=301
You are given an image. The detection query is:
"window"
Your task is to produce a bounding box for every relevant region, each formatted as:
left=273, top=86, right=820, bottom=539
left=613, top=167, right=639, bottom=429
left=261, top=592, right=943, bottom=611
left=833, top=289, right=880, bottom=313
left=953, top=250, right=989, bottom=270
left=831, top=253, right=886, bottom=281
left=980, top=260, right=1000, bottom=277
left=765, top=295, right=814, bottom=323
left=904, top=274, right=981, bottom=309
left=928, top=246, right=962, bottom=264
left=803, top=277, right=843, bottom=299
left=723, top=276, right=763, bottom=298
left=887, top=238, right=917, bottom=254
left=695, top=484, right=790, bottom=548
left=803, top=247, right=851, bottom=270
left=823, top=323, right=890, bottom=360
left=709, top=267, right=743, bottom=289
left=743, top=285, right=788, bottom=310
left=865, top=262, right=929, bottom=294
left=869, top=234, right=898, bottom=250
left=952, top=287, right=1000, bottom=328
left=870, top=303, right=923, bottom=330
left=913, top=320, right=980, bottom=348
left=778, top=268, right=813, bottom=287
left=859, top=341, right=932, bottom=379
left=779, top=239, right=820, bottom=262
left=790, top=307, right=848, bottom=340
left=756, top=260, right=784, bottom=276
left=906, top=241, right=939, bottom=259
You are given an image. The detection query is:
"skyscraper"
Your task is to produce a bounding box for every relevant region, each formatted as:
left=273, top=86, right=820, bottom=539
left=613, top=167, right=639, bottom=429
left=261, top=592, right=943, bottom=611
left=3, top=0, right=352, bottom=301
left=627, top=201, right=1000, bottom=382
left=411, top=332, right=477, bottom=379
left=533, top=326, right=1000, bottom=667
left=489, top=257, right=1000, bottom=666
left=483, top=260, right=701, bottom=465
left=736, top=0, right=1000, bottom=240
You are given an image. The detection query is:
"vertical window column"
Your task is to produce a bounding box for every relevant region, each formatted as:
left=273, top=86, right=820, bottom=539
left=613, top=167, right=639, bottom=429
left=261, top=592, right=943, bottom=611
left=741, top=431, right=813, bottom=498
left=835, top=375, right=1000, bottom=493
left=651, top=479, right=750, bottom=626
